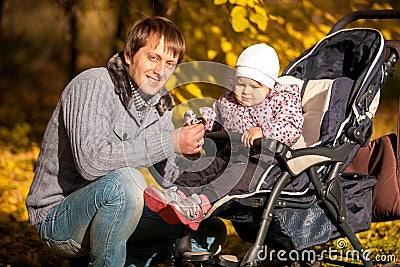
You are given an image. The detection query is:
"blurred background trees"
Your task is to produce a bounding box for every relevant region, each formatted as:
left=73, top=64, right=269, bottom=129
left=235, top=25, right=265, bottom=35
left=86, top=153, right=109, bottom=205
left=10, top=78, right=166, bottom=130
left=1, top=0, right=399, bottom=148
left=1, top=1, right=400, bottom=265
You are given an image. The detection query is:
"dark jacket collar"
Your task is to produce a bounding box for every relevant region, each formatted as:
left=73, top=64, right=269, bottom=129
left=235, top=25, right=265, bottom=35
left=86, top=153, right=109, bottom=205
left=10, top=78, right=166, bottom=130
left=106, top=51, right=175, bottom=116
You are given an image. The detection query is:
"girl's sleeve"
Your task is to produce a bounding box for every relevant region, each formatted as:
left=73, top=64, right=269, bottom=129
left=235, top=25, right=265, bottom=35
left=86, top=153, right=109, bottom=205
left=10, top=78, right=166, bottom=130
left=184, top=106, right=218, bottom=131
left=199, top=101, right=222, bottom=132
left=255, top=84, right=304, bottom=147
left=184, top=93, right=227, bottom=132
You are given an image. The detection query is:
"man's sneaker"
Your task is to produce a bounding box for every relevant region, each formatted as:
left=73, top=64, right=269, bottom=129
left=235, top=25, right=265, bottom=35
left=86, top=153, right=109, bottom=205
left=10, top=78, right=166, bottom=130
left=144, top=186, right=186, bottom=213
left=161, top=194, right=211, bottom=231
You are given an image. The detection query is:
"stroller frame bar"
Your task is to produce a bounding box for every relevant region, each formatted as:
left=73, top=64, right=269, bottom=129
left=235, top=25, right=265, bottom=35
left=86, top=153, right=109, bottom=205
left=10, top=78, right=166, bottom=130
left=329, top=9, right=400, bottom=34
left=241, top=171, right=292, bottom=266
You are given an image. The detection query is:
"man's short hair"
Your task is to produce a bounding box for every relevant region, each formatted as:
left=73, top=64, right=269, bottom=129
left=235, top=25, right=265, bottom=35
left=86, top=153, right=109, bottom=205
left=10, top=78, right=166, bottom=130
left=124, top=16, right=185, bottom=63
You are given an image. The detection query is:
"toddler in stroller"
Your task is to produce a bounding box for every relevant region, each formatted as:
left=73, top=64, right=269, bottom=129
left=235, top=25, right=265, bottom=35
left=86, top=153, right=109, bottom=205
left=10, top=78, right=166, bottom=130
left=218, top=17, right=400, bottom=267
left=144, top=43, right=304, bottom=231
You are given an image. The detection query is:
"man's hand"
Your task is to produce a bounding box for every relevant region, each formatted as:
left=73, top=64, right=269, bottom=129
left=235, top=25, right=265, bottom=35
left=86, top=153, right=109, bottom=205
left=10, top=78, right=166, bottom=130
left=241, top=127, right=263, bottom=147
left=170, top=123, right=205, bottom=154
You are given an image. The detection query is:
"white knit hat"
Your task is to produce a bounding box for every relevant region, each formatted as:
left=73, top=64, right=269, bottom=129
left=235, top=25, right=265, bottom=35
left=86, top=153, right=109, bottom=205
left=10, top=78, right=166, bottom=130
left=235, top=43, right=280, bottom=89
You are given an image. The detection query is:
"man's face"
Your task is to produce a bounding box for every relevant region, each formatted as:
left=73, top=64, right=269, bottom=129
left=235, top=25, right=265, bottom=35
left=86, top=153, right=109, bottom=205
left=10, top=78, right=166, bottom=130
left=125, top=36, right=178, bottom=97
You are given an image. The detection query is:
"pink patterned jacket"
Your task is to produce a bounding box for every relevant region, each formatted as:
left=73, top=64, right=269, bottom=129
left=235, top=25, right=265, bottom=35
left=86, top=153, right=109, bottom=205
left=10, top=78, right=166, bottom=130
left=186, top=82, right=303, bottom=147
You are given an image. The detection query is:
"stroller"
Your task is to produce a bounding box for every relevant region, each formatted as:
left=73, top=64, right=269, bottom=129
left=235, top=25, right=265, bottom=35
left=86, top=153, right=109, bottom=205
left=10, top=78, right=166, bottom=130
left=173, top=9, right=400, bottom=267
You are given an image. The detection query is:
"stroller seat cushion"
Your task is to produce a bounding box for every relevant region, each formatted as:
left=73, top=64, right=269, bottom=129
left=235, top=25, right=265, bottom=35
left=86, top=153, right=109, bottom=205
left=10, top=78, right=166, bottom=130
left=292, top=77, right=354, bottom=149
left=293, top=78, right=333, bottom=149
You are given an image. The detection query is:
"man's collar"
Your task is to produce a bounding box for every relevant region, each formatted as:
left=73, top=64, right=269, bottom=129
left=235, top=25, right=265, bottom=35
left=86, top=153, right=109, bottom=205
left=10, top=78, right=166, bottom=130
left=107, top=51, right=175, bottom=115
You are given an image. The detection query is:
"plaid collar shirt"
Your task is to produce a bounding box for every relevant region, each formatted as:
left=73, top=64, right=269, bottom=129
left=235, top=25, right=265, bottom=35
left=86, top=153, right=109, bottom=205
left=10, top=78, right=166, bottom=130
left=129, top=79, right=150, bottom=122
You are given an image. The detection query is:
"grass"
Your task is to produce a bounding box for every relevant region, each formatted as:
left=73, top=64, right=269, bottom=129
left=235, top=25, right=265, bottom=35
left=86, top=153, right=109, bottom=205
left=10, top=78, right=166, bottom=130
left=0, top=99, right=399, bottom=266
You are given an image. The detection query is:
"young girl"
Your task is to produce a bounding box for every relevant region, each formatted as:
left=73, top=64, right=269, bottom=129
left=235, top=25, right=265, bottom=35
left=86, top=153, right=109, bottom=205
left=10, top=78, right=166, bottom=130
left=144, top=43, right=304, bottom=230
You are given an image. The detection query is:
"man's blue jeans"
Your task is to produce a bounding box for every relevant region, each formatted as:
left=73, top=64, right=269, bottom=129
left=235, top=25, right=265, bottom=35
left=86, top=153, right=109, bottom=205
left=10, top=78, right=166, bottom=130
left=36, top=167, right=226, bottom=266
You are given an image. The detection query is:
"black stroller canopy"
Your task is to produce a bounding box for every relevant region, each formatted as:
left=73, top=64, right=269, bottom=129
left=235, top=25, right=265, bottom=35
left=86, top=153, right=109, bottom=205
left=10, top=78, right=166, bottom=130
left=285, top=29, right=384, bottom=82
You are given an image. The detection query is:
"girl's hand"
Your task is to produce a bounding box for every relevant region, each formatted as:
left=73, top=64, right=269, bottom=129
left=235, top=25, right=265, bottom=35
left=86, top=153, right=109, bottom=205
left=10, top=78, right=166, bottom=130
left=184, top=116, right=193, bottom=126
left=241, top=127, right=262, bottom=147
left=183, top=110, right=196, bottom=126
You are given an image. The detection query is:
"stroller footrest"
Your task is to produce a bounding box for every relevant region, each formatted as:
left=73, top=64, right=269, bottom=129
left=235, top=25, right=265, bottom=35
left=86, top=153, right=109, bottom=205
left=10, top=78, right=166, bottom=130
left=236, top=196, right=266, bottom=207
left=216, top=255, right=241, bottom=267
left=181, top=251, right=212, bottom=262
left=181, top=252, right=241, bottom=266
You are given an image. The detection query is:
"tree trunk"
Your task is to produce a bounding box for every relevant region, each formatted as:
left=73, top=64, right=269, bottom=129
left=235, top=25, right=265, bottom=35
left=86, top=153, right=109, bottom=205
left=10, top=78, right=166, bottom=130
left=57, top=0, right=78, bottom=80
left=112, top=0, right=130, bottom=55
left=151, top=0, right=166, bottom=16
left=0, top=0, right=5, bottom=38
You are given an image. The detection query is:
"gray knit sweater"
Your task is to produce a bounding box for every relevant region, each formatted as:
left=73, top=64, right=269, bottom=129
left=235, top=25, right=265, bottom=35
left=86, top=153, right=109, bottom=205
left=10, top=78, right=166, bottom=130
left=26, top=65, right=179, bottom=226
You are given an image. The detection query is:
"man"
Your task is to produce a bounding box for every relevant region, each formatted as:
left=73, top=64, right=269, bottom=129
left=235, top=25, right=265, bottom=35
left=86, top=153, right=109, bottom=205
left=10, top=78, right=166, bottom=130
left=26, top=16, right=226, bottom=266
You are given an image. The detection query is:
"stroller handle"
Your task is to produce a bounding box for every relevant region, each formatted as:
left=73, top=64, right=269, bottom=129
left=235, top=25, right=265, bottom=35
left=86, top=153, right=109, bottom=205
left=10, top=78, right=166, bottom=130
left=205, top=130, right=259, bottom=145
left=204, top=130, right=282, bottom=155
left=329, top=9, right=400, bottom=34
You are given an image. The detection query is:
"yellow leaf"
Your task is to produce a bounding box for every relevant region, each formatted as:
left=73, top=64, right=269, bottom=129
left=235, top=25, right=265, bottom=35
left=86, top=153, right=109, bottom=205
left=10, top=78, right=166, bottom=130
left=207, top=49, right=218, bottom=60
left=231, top=16, right=249, bottom=32
left=171, top=89, right=187, bottom=104
left=371, top=2, right=392, bottom=9
left=249, top=12, right=267, bottom=31
left=247, top=1, right=254, bottom=7
left=225, top=51, right=238, bottom=67
left=214, top=0, right=227, bottom=4
left=230, top=5, right=247, bottom=17
left=324, top=11, right=337, bottom=25
left=303, top=0, right=313, bottom=9
left=235, top=0, right=247, bottom=6
left=256, top=34, right=268, bottom=43
left=247, top=23, right=258, bottom=36
left=268, top=14, right=285, bottom=25
left=302, top=36, right=317, bottom=50
left=286, top=23, right=302, bottom=40
left=254, top=5, right=267, bottom=17
left=211, top=25, right=222, bottom=35
left=318, top=24, right=331, bottom=36
left=185, top=83, right=204, bottom=98
left=220, top=38, right=233, bottom=52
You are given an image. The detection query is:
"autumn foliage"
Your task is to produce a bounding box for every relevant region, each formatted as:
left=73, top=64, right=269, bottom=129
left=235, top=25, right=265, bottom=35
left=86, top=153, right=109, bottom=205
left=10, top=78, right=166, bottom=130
left=1, top=0, right=400, bottom=266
